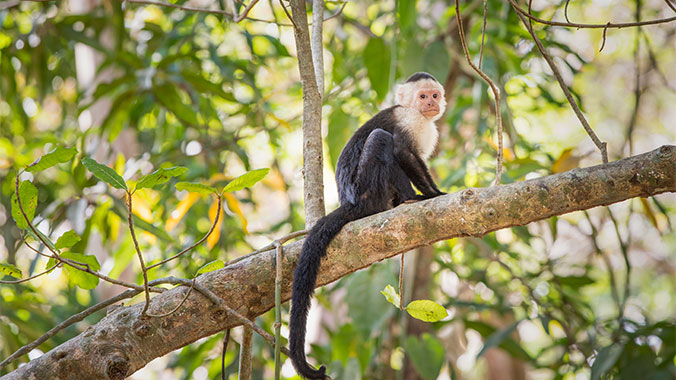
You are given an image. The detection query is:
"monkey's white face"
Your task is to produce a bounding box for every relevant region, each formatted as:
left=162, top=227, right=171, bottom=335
left=395, top=79, right=447, bottom=121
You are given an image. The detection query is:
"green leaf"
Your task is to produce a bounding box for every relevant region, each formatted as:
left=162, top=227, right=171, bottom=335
left=363, top=38, right=391, bottom=101
left=556, top=275, right=595, bottom=288
left=591, top=343, right=624, bottom=380
left=81, top=157, right=127, bottom=190
left=406, top=300, right=448, bottom=322
left=464, top=320, right=532, bottom=361
left=404, top=334, right=445, bottom=380
left=54, top=230, right=81, bottom=250
left=422, top=40, right=451, bottom=86
left=0, top=263, right=22, bottom=279
left=398, top=0, right=417, bottom=32
left=196, top=260, right=225, bottom=275
left=11, top=181, right=39, bottom=229
left=400, top=39, right=425, bottom=76
left=477, top=320, right=522, bottom=358
left=153, top=83, right=199, bottom=125
left=181, top=70, right=235, bottom=101
left=58, top=252, right=101, bottom=290
left=381, top=285, right=401, bottom=309
left=222, top=168, right=270, bottom=193
left=136, top=166, right=188, bottom=190
left=175, top=182, right=217, bottom=195
left=26, top=146, right=77, bottom=172
left=345, top=264, right=397, bottom=335
left=539, top=314, right=551, bottom=335
left=327, top=107, right=356, bottom=170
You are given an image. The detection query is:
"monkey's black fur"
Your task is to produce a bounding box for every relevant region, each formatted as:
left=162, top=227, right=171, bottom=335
left=405, top=71, right=436, bottom=83
left=290, top=76, right=444, bottom=380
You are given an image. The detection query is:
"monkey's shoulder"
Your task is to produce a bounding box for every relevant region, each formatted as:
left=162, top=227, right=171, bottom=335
left=356, top=106, right=401, bottom=135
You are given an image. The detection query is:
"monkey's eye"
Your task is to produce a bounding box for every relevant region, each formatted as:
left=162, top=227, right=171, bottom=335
left=420, top=94, right=426, bottom=99
left=433, top=93, right=438, bottom=99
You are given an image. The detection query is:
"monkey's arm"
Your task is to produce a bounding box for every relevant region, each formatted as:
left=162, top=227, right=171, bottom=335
left=394, top=141, right=444, bottom=198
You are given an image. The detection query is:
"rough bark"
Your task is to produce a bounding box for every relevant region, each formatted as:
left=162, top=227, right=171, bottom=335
left=2, top=145, right=674, bottom=380
left=290, top=0, right=325, bottom=227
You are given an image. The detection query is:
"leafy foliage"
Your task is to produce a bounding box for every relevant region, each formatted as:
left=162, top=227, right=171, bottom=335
left=0, top=0, right=674, bottom=379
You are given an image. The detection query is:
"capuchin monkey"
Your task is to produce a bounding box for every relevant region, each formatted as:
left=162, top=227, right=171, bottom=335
left=289, top=72, right=447, bottom=379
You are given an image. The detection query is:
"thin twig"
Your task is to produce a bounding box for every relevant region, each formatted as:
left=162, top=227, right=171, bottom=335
left=126, top=192, right=151, bottom=317
left=455, top=0, right=504, bottom=184
left=239, top=324, right=254, bottom=380
left=510, top=0, right=609, bottom=164
left=583, top=211, right=622, bottom=314
left=624, top=0, right=642, bottom=155
left=599, top=23, right=610, bottom=52
left=398, top=252, right=405, bottom=311
left=323, top=1, right=346, bottom=22
left=145, top=278, right=196, bottom=317
left=221, top=329, right=231, bottom=380
left=665, top=0, right=676, bottom=14
left=641, top=31, right=676, bottom=92
left=279, top=0, right=298, bottom=29
left=509, top=0, right=676, bottom=28
left=0, top=263, right=57, bottom=284
left=125, top=0, right=234, bottom=16
left=233, top=0, right=260, bottom=22
left=564, top=0, right=572, bottom=23
left=607, top=208, right=631, bottom=318
left=226, top=229, right=308, bottom=267
left=478, top=0, right=489, bottom=69
left=19, top=234, right=51, bottom=258
left=121, top=0, right=277, bottom=23
left=274, top=242, right=283, bottom=380
left=146, top=195, right=222, bottom=271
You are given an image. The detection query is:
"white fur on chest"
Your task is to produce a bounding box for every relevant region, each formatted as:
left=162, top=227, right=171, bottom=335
left=393, top=107, right=439, bottom=161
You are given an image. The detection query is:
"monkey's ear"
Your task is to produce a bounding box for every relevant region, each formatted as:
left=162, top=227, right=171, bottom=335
left=394, top=84, right=406, bottom=105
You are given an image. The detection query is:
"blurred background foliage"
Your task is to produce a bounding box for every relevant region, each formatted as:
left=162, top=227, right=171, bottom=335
left=0, top=0, right=675, bottom=379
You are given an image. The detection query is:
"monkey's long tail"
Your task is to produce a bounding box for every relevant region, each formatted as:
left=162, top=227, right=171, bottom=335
left=289, top=203, right=359, bottom=380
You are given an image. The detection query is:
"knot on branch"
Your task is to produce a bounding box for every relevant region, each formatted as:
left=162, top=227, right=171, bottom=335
left=133, top=320, right=152, bottom=337
left=105, top=353, right=130, bottom=380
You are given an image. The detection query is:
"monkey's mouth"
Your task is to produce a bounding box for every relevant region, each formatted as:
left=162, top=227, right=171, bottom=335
left=421, top=108, right=440, bottom=117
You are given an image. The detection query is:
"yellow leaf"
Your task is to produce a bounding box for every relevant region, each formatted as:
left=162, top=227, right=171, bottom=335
left=552, top=148, right=582, bottom=173
left=131, top=192, right=153, bottom=223
left=107, top=212, right=120, bottom=242
left=206, top=199, right=223, bottom=249
left=639, top=197, right=659, bottom=231
left=166, top=192, right=199, bottom=231
left=262, top=169, right=286, bottom=191
left=115, top=153, right=126, bottom=175
left=268, top=113, right=291, bottom=130
left=224, top=193, right=248, bottom=234
left=209, top=173, right=229, bottom=183
left=484, top=137, right=514, bottom=161
left=142, top=231, right=157, bottom=245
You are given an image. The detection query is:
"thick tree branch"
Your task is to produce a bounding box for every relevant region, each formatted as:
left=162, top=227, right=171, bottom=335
left=2, top=145, right=674, bottom=380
